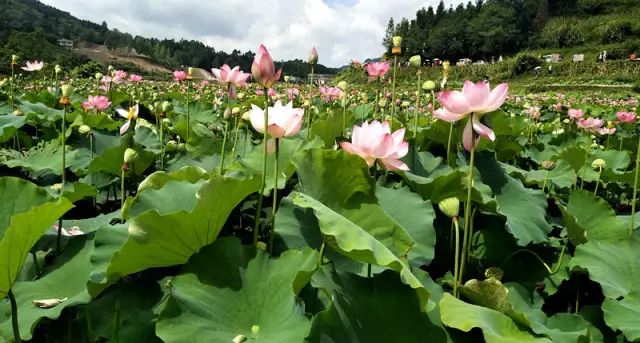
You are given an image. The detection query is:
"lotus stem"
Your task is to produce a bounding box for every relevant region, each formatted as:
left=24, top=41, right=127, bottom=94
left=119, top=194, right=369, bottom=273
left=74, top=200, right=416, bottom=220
left=186, top=79, right=191, bottom=143
left=269, top=138, right=280, bottom=253
left=390, top=55, right=398, bottom=127
left=342, top=99, right=347, bottom=137
left=453, top=218, right=461, bottom=298
left=307, top=65, right=314, bottom=140
left=579, top=147, right=590, bottom=190
left=413, top=72, right=421, bottom=141
left=219, top=118, right=228, bottom=175
left=594, top=167, right=602, bottom=195
left=318, top=240, right=325, bottom=267
left=446, top=122, right=454, bottom=167
left=502, top=245, right=566, bottom=275
left=231, top=114, right=240, bottom=159
left=10, top=62, right=15, bottom=110
left=458, top=114, right=476, bottom=285
left=120, top=168, right=125, bottom=222
left=31, top=251, right=41, bottom=277
left=253, top=88, right=270, bottom=245
left=542, top=170, right=549, bottom=195
left=631, top=135, right=640, bottom=237
left=159, top=119, right=164, bottom=170
left=8, top=289, right=21, bottom=343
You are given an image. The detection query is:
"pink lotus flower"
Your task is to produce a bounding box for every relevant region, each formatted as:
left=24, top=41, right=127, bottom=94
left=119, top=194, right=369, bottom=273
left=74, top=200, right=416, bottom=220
left=251, top=44, right=282, bottom=88
left=82, top=95, right=111, bottom=111
left=309, top=47, right=319, bottom=64
left=287, top=88, right=300, bottom=101
left=366, top=62, right=390, bottom=82
left=577, top=117, right=604, bottom=133
left=319, top=86, right=342, bottom=102
left=616, top=111, right=636, bottom=123
left=116, top=104, right=139, bottom=135
left=267, top=88, right=277, bottom=97
left=249, top=100, right=304, bottom=139
left=129, top=74, right=143, bottom=83
left=568, top=109, right=584, bottom=120
left=340, top=120, right=409, bottom=171
left=211, top=64, right=250, bottom=98
left=433, top=80, right=508, bottom=151
left=21, top=60, right=44, bottom=72
left=173, top=70, right=188, bottom=82
left=255, top=89, right=265, bottom=96
left=599, top=127, right=616, bottom=135
left=112, top=70, right=128, bottom=84
left=526, top=106, right=541, bottom=119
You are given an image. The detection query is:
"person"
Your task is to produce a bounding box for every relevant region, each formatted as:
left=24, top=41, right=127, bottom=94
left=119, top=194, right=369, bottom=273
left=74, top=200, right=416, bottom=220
left=597, top=52, right=602, bottom=63
left=498, top=55, right=503, bottom=62
left=630, top=52, right=638, bottom=61
left=548, top=64, right=553, bottom=74
left=603, top=50, right=607, bottom=62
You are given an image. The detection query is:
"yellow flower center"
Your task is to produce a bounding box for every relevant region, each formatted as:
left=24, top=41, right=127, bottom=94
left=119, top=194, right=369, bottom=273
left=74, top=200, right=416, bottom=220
left=127, top=107, right=137, bottom=120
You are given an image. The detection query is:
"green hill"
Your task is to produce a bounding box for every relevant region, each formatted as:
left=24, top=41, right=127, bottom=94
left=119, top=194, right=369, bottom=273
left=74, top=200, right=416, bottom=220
left=0, top=0, right=337, bottom=77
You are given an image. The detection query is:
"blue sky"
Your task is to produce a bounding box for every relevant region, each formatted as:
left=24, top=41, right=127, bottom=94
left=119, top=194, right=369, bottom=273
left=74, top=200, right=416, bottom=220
left=41, top=0, right=464, bottom=67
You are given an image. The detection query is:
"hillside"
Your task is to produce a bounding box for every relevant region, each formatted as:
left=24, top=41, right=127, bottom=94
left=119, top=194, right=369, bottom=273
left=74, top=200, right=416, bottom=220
left=385, top=0, right=640, bottom=63
left=0, top=0, right=337, bottom=77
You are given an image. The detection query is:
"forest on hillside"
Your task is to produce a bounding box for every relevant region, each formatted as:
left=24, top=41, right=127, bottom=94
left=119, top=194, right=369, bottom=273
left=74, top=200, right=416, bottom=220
left=384, top=0, right=640, bottom=61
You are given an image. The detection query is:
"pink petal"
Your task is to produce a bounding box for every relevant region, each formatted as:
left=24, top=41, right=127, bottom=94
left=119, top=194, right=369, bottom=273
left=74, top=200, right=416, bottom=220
left=462, top=118, right=474, bottom=152
left=249, top=105, right=266, bottom=134
left=439, top=91, right=471, bottom=115
left=462, top=81, right=490, bottom=110
left=433, top=108, right=468, bottom=122
left=380, top=158, right=410, bottom=171
left=472, top=115, right=496, bottom=141
left=120, top=120, right=131, bottom=135
left=484, top=82, right=509, bottom=113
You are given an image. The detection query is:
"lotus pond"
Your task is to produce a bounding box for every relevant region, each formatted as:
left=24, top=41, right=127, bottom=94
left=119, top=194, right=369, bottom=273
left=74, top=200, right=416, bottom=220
left=0, top=51, right=639, bottom=343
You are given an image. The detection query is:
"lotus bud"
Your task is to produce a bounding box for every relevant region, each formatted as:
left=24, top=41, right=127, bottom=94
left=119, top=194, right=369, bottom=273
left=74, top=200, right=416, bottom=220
left=409, top=55, right=422, bottom=67
left=284, top=75, right=290, bottom=82
left=224, top=107, right=232, bottom=119
left=401, top=101, right=410, bottom=108
left=308, top=47, right=319, bottom=65
left=302, top=100, right=310, bottom=107
left=438, top=197, right=460, bottom=219
left=541, top=160, right=556, bottom=171
left=54, top=64, right=63, bottom=74
left=188, top=67, right=195, bottom=78
left=124, top=148, right=139, bottom=164
left=237, top=92, right=245, bottom=99
left=392, top=36, right=403, bottom=48
left=360, top=92, right=368, bottom=101
left=378, top=99, right=387, bottom=108
left=232, top=107, right=241, bottom=115
left=422, top=80, right=436, bottom=90
left=251, top=325, right=260, bottom=334
left=78, top=125, right=92, bottom=135
left=95, top=72, right=104, bottom=81
left=591, top=159, right=606, bottom=170
left=241, top=111, right=251, bottom=121
left=11, top=54, right=18, bottom=65
left=337, top=81, right=348, bottom=91
left=232, top=335, right=247, bottom=343
left=0, top=79, right=7, bottom=87
left=107, top=65, right=114, bottom=73
left=177, top=143, right=185, bottom=151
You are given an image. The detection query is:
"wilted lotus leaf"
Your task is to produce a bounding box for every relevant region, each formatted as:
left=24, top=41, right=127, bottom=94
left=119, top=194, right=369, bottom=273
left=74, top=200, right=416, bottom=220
left=32, top=297, right=68, bottom=309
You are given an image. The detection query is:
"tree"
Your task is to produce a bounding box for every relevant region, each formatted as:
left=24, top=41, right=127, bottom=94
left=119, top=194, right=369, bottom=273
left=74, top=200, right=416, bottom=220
left=382, top=17, right=395, bottom=53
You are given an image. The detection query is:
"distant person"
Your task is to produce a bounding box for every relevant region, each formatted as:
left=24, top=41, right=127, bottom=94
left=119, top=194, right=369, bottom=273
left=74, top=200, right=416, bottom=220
left=630, top=52, right=638, bottom=61
left=597, top=53, right=603, bottom=63
left=548, top=64, right=553, bottom=74
left=603, top=50, right=607, bottom=62
left=535, top=66, right=542, bottom=78
left=498, top=55, right=503, bottom=62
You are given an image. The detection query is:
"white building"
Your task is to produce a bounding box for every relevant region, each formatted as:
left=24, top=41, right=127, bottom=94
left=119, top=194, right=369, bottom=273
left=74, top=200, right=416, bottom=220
left=57, top=38, right=74, bottom=49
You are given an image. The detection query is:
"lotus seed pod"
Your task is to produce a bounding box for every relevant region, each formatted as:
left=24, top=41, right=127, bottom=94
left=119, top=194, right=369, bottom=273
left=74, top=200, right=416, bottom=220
left=392, top=36, right=403, bottom=48
left=54, top=64, right=63, bottom=74
left=162, top=101, right=172, bottom=112
left=541, top=160, right=556, bottom=171
left=360, top=92, right=368, bottom=101
left=401, top=101, right=411, bottom=108
left=438, top=197, right=460, bottom=219
left=11, top=54, right=18, bottom=65
left=166, top=140, right=178, bottom=151
left=177, top=143, right=186, bottom=151
left=302, top=100, right=310, bottom=107
left=378, top=99, right=387, bottom=108
left=188, top=67, right=195, bottom=78
left=241, top=111, right=251, bottom=121
left=284, top=75, right=290, bottom=82
left=337, top=81, right=348, bottom=91
left=442, top=61, right=451, bottom=72
left=237, top=92, right=245, bottom=99
left=484, top=267, right=504, bottom=281
left=107, top=65, right=114, bottom=73
left=232, top=335, right=247, bottom=343
left=123, top=148, right=139, bottom=164
left=232, top=107, right=241, bottom=115
left=591, top=159, right=606, bottom=170
left=162, top=118, right=171, bottom=126
left=78, top=125, right=92, bottom=135
left=60, top=84, right=74, bottom=97
left=256, top=241, right=267, bottom=251
left=422, top=80, right=436, bottom=91
left=409, top=55, right=422, bottom=67
left=95, top=72, right=104, bottom=81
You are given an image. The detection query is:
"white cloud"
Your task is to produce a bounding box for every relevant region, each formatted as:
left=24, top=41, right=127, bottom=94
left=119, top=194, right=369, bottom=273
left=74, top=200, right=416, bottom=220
left=40, top=0, right=464, bottom=67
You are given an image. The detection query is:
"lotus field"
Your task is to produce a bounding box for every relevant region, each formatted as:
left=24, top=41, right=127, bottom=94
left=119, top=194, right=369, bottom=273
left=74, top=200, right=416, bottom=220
left=1, top=45, right=640, bottom=343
